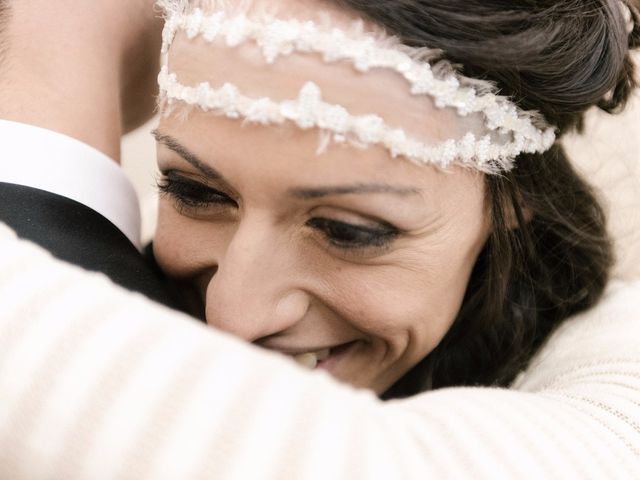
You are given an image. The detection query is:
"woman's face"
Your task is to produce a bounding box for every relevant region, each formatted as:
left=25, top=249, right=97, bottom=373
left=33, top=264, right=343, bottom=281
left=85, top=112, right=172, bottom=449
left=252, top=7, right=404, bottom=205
left=153, top=0, right=491, bottom=394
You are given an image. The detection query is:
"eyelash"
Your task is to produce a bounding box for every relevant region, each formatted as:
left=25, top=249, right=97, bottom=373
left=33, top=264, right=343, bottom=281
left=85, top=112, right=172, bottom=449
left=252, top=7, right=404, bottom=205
left=306, top=218, right=398, bottom=251
left=157, top=173, right=400, bottom=251
left=157, top=172, right=237, bottom=211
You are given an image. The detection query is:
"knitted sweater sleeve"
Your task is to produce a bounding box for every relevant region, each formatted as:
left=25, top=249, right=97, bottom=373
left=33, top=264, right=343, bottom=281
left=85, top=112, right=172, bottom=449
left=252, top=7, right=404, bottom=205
left=1, top=222, right=638, bottom=479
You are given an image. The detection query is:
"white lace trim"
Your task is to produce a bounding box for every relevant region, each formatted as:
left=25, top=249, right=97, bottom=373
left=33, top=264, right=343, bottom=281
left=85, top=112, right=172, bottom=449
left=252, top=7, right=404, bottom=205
left=157, top=3, right=558, bottom=173
left=160, top=68, right=555, bottom=173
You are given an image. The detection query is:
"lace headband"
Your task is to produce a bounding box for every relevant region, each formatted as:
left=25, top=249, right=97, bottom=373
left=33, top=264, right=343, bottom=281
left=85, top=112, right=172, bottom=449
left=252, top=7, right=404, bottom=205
left=157, top=1, right=557, bottom=174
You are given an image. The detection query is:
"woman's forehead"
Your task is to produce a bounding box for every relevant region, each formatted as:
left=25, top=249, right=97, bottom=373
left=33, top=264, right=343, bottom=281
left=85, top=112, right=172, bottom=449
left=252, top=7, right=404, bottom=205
left=157, top=109, right=485, bottom=213
left=166, top=31, right=473, bottom=145
left=158, top=0, right=556, bottom=173
left=159, top=1, right=484, bottom=196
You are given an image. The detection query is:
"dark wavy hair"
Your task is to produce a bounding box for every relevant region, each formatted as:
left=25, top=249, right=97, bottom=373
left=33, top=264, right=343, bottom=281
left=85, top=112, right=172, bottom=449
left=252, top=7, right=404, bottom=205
left=326, top=0, right=640, bottom=398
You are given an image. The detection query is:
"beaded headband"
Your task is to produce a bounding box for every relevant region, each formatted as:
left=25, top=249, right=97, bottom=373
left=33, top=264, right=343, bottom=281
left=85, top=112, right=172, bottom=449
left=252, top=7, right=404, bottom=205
left=157, top=1, right=557, bottom=174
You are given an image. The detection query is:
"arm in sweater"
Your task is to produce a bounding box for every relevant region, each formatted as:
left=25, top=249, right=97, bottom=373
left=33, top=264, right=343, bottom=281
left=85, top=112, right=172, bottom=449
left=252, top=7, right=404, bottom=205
left=1, top=222, right=639, bottom=480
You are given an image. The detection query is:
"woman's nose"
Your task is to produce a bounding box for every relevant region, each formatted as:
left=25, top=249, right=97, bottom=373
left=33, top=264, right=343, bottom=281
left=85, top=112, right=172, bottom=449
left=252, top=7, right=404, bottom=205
left=203, top=223, right=310, bottom=341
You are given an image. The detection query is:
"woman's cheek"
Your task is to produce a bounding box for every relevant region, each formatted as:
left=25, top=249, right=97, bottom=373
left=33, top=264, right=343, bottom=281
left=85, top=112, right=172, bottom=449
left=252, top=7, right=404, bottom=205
left=347, top=263, right=470, bottom=357
left=153, top=206, right=187, bottom=278
left=153, top=203, right=224, bottom=279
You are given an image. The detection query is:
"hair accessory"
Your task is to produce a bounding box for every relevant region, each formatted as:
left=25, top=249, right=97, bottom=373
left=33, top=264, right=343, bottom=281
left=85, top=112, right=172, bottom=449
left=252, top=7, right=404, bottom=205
left=157, top=1, right=557, bottom=173
left=159, top=68, right=523, bottom=171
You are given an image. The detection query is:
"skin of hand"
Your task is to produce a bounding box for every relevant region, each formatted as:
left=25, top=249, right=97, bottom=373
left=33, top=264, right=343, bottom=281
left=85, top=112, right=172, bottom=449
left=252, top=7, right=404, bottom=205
left=0, top=0, right=163, bottom=162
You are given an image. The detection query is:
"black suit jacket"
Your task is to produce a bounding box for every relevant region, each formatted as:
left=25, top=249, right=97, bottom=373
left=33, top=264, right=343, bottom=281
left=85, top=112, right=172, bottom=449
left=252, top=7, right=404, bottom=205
left=0, top=182, right=182, bottom=309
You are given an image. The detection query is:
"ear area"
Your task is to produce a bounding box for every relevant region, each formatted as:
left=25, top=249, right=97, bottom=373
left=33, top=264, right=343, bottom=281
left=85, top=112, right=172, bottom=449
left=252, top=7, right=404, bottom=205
left=486, top=174, right=533, bottom=234
left=504, top=192, right=533, bottom=231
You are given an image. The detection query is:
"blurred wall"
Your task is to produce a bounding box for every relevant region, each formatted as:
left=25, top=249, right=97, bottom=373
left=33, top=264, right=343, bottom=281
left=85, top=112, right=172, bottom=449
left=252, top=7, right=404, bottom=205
left=564, top=88, right=640, bottom=281
left=122, top=87, right=640, bottom=281
left=121, top=118, right=160, bottom=245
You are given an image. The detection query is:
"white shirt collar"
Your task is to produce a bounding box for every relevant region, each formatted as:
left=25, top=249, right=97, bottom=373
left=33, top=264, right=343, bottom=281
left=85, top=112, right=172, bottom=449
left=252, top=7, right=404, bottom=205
left=0, top=119, right=141, bottom=249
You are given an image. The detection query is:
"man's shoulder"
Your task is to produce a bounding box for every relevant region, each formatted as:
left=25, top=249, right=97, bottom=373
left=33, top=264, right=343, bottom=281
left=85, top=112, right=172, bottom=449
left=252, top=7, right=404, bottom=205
left=0, top=183, right=180, bottom=309
left=0, top=119, right=141, bottom=247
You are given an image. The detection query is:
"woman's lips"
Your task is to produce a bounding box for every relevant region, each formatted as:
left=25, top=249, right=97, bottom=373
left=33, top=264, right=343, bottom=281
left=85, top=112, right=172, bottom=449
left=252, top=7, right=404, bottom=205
left=291, top=342, right=356, bottom=370
left=292, top=349, right=331, bottom=369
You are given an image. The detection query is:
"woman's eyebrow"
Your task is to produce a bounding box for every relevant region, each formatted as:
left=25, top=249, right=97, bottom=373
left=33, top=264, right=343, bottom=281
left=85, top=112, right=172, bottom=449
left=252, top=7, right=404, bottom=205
left=152, top=129, right=421, bottom=198
left=152, top=129, right=221, bottom=179
left=289, top=183, right=421, bottom=199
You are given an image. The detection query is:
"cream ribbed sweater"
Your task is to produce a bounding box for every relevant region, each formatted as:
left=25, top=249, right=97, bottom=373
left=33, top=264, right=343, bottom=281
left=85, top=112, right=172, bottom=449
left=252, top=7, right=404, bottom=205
left=1, top=222, right=639, bottom=479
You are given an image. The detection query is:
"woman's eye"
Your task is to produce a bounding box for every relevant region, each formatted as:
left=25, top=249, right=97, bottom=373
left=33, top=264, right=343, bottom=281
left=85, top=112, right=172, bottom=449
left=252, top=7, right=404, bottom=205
left=157, top=172, right=237, bottom=214
left=306, top=218, right=399, bottom=250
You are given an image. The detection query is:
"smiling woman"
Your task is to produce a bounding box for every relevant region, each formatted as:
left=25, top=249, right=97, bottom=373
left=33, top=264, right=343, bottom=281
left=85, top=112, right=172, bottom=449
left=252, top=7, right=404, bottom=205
left=153, top=114, right=490, bottom=394
left=152, top=0, right=640, bottom=398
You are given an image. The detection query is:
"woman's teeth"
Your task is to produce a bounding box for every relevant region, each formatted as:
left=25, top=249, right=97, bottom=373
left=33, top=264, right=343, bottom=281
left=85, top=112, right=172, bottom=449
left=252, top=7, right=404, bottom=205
left=292, top=349, right=331, bottom=369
